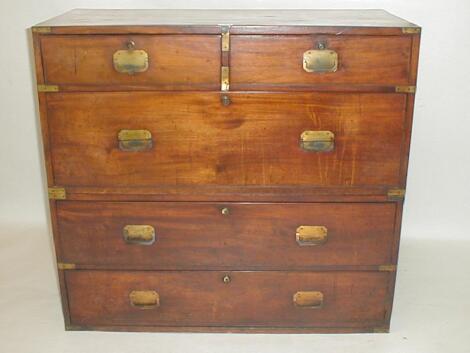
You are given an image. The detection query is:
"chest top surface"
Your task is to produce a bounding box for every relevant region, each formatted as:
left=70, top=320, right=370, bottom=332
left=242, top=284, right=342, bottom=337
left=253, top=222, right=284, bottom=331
left=34, top=9, right=419, bottom=32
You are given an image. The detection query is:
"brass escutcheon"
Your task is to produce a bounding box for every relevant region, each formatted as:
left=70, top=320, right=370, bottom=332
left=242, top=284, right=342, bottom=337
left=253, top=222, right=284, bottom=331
left=221, top=95, right=231, bottom=106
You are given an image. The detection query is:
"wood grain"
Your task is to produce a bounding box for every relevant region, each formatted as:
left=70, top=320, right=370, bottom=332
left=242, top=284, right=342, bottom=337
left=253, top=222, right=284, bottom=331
left=66, top=270, right=390, bottom=328
left=46, top=92, right=406, bottom=187
left=41, top=35, right=220, bottom=88
left=231, top=35, right=412, bottom=87
left=56, top=201, right=397, bottom=269
left=34, top=9, right=419, bottom=36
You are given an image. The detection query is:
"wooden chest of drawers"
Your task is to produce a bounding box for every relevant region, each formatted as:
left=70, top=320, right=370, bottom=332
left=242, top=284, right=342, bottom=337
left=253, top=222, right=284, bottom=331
left=32, top=9, right=420, bottom=333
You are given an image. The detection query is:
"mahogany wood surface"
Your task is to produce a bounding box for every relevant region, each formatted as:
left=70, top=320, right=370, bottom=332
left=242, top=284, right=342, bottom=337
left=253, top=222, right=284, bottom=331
left=46, top=92, right=406, bottom=188
left=34, top=9, right=419, bottom=36
left=66, top=270, right=390, bottom=328
left=57, top=201, right=397, bottom=270
left=51, top=185, right=396, bottom=202
left=41, top=35, right=220, bottom=88
left=231, top=35, right=412, bottom=87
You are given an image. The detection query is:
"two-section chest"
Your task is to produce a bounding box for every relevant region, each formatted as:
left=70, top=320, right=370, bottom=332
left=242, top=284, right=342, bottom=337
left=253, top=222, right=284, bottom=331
left=33, top=9, right=420, bottom=333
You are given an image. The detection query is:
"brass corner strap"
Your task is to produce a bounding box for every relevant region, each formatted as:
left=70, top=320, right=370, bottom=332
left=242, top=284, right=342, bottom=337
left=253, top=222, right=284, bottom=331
left=402, top=27, right=421, bottom=34
left=221, top=25, right=230, bottom=52
left=220, top=25, right=231, bottom=91
left=32, top=26, right=51, bottom=34
left=65, top=324, right=84, bottom=331
left=37, top=84, right=59, bottom=92
left=48, top=187, right=66, bottom=200
left=373, top=327, right=390, bottom=333
left=387, top=188, right=406, bottom=201
left=395, top=86, right=416, bottom=94
left=57, top=263, right=76, bottom=270
left=378, top=264, right=397, bottom=272
left=221, top=66, right=230, bottom=91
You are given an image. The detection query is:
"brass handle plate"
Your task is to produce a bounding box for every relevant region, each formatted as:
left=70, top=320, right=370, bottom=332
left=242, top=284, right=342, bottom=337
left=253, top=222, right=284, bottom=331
left=221, top=207, right=230, bottom=216
left=296, top=226, right=328, bottom=246
left=129, top=290, right=159, bottom=309
left=293, top=291, right=324, bottom=308
left=123, top=225, right=155, bottom=245
left=300, top=131, right=334, bottom=152
left=222, top=275, right=231, bottom=284
left=113, top=41, right=149, bottom=74
left=303, top=49, right=338, bottom=73
left=118, top=129, right=153, bottom=152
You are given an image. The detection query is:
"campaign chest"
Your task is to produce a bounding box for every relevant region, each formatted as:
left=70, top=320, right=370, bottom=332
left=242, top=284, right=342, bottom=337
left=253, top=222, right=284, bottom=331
left=32, top=9, right=420, bottom=333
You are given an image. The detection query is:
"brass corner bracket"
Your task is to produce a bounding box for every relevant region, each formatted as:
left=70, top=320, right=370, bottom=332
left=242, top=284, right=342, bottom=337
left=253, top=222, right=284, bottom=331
left=387, top=188, right=406, bottom=201
left=378, top=264, right=397, bottom=272
left=48, top=187, right=66, bottom=200
left=395, top=86, right=416, bottom=94
left=373, top=327, right=390, bottom=333
left=402, top=27, right=421, bottom=34
left=65, top=324, right=84, bottom=331
left=37, top=84, right=59, bottom=92
left=57, top=263, right=76, bottom=270
left=32, top=26, right=51, bottom=34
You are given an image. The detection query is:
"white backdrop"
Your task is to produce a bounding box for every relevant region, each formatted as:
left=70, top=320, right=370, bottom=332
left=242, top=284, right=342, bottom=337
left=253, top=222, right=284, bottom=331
left=1, top=0, right=469, bottom=238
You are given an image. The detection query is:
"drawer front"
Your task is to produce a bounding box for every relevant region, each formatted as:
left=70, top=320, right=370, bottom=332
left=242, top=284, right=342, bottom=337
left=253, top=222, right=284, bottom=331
left=41, top=35, right=220, bottom=89
left=231, top=35, right=412, bottom=88
left=47, top=92, right=405, bottom=187
left=66, top=270, right=389, bottom=328
left=57, top=201, right=396, bottom=269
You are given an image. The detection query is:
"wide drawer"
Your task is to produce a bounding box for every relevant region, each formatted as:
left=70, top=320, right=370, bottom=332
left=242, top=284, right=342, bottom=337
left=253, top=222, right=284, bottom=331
left=57, top=201, right=396, bottom=269
left=40, top=35, right=220, bottom=89
left=46, top=92, right=406, bottom=188
left=231, top=35, right=413, bottom=88
left=66, top=270, right=390, bottom=328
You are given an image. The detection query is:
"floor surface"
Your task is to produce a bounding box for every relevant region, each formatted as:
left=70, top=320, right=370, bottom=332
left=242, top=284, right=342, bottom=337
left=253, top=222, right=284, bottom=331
left=1, top=224, right=469, bottom=353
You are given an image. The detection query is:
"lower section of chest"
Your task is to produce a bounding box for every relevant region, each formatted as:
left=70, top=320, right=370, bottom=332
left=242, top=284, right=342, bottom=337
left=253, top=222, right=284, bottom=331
left=56, top=200, right=399, bottom=332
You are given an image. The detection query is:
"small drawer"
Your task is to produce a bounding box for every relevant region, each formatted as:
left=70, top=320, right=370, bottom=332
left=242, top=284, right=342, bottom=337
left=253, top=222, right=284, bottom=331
left=57, top=201, right=397, bottom=269
left=40, top=35, right=220, bottom=89
left=230, top=35, right=412, bottom=89
left=66, top=270, right=390, bottom=328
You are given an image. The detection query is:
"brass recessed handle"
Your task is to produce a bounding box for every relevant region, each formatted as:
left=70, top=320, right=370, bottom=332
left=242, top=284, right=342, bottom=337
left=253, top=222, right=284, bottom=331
left=123, top=225, right=155, bottom=245
left=118, top=129, right=153, bottom=152
left=221, top=207, right=230, bottom=216
left=222, top=275, right=231, bottom=284
left=296, top=226, right=328, bottom=246
left=303, top=42, right=338, bottom=73
left=293, top=291, right=324, bottom=308
left=300, top=131, right=334, bottom=152
left=113, top=41, right=149, bottom=74
left=129, top=290, right=160, bottom=309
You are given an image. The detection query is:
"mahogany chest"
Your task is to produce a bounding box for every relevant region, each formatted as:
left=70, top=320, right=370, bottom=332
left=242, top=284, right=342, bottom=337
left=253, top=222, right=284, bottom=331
left=32, top=9, right=420, bottom=333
